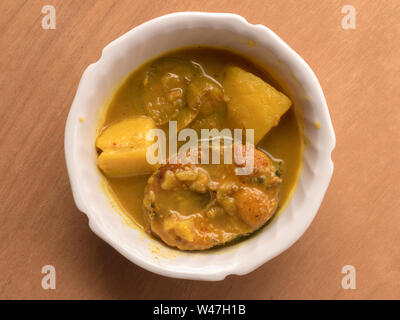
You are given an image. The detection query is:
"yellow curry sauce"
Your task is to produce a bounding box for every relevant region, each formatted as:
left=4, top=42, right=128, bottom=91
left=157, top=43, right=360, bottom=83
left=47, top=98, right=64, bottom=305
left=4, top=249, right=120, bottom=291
left=98, top=47, right=303, bottom=242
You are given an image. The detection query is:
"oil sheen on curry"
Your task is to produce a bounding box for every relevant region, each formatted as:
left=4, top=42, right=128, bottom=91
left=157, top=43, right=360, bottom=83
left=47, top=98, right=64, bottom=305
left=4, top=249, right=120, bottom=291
left=96, top=47, right=303, bottom=251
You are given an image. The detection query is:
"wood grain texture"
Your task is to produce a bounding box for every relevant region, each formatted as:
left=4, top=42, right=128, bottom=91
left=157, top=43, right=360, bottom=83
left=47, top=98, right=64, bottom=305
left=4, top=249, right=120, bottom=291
left=0, top=0, right=399, bottom=299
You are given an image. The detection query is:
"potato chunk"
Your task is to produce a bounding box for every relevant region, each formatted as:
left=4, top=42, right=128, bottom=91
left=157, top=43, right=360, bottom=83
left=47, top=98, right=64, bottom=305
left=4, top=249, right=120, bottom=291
left=223, top=66, right=292, bottom=144
left=96, top=117, right=157, bottom=177
left=96, top=116, right=155, bottom=150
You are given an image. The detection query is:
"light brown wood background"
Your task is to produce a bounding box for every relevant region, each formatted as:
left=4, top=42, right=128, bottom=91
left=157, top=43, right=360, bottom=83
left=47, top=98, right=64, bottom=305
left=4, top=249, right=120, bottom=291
left=0, top=0, right=399, bottom=300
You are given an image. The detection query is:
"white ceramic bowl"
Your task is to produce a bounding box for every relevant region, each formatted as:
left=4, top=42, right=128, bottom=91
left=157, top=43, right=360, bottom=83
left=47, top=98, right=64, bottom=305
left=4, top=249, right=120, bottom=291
left=65, top=12, right=335, bottom=281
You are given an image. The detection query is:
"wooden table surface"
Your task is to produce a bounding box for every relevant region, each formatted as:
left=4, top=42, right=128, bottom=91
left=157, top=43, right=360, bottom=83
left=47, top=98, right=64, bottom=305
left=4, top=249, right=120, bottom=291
left=1, top=0, right=399, bottom=300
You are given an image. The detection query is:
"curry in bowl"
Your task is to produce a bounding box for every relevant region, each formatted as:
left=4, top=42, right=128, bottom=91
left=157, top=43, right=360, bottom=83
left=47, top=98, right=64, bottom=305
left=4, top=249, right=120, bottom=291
left=96, top=47, right=303, bottom=251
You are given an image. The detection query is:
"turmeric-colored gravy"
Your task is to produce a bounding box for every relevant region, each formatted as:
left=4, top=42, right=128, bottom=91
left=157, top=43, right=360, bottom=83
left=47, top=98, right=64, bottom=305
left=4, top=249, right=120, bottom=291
left=98, top=47, right=303, bottom=247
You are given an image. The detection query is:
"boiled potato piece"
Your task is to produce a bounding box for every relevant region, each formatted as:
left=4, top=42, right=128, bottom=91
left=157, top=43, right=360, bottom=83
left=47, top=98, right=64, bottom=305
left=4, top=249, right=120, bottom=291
left=96, top=116, right=157, bottom=177
left=223, top=66, right=292, bottom=144
left=98, top=148, right=156, bottom=178
left=96, top=116, right=155, bottom=150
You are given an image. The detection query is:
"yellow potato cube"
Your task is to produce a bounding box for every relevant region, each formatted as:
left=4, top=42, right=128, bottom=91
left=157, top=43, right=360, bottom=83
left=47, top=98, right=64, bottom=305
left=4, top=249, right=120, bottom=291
left=96, top=116, right=155, bottom=151
left=96, top=116, right=157, bottom=177
left=97, top=148, right=157, bottom=178
left=223, top=66, right=292, bottom=144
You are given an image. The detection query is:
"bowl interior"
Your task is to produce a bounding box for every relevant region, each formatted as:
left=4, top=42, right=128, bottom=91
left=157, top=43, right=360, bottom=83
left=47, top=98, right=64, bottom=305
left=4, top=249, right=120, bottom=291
left=65, top=13, right=334, bottom=280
